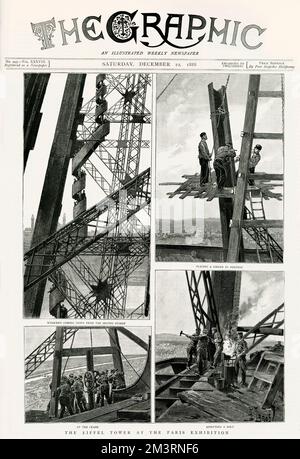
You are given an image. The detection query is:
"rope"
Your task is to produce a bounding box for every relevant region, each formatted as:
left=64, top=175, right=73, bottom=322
left=206, top=75, right=231, bottom=183
left=157, top=75, right=177, bottom=100
left=62, top=332, right=76, bottom=376
left=105, top=328, right=150, bottom=389
left=90, top=328, right=93, bottom=350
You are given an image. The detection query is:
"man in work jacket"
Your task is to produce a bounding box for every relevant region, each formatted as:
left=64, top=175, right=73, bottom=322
left=198, top=132, right=212, bottom=186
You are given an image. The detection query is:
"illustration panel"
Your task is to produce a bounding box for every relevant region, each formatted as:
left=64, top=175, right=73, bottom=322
left=25, top=326, right=151, bottom=423
left=155, top=270, right=284, bottom=422
left=155, top=74, right=284, bottom=263
left=23, top=73, right=152, bottom=319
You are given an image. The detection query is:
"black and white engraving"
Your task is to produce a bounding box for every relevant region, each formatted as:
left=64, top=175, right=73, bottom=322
left=23, top=73, right=151, bottom=319
left=25, top=326, right=151, bottom=422
left=156, top=74, right=283, bottom=263
left=155, top=270, right=284, bottom=422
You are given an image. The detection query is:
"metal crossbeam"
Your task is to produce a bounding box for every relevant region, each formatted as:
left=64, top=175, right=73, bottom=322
left=185, top=271, right=222, bottom=337
left=241, top=303, right=284, bottom=354
left=24, top=168, right=151, bottom=291
left=244, top=204, right=283, bottom=262
left=25, top=328, right=77, bottom=378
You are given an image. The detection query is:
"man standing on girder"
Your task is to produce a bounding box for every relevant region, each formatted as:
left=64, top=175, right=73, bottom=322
left=198, top=132, right=212, bottom=186
left=235, top=144, right=262, bottom=186
left=196, top=328, right=209, bottom=375
left=180, top=329, right=200, bottom=369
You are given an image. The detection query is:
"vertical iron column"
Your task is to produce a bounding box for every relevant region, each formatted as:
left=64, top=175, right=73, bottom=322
left=24, top=73, right=50, bottom=170
left=49, top=327, right=64, bottom=418
left=108, top=328, right=124, bottom=373
left=227, top=75, right=261, bottom=262
left=86, top=349, right=95, bottom=410
left=208, top=82, right=244, bottom=260
left=24, top=74, right=86, bottom=317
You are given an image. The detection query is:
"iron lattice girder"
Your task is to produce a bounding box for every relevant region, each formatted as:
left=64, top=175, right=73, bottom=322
left=96, top=73, right=150, bottom=316
left=126, top=74, right=149, bottom=178
left=185, top=271, right=222, bottom=337
left=50, top=269, right=98, bottom=319
left=48, top=234, right=149, bottom=319
left=24, top=168, right=151, bottom=291
left=25, top=328, right=77, bottom=379
left=25, top=325, right=148, bottom=379
left=244, top=206, right=283, bottom=262
left=241, top=303, right=284, bottom=354
left=65, top=73, right=150, bottom=319
left=76, top=75, right=151, bottom=144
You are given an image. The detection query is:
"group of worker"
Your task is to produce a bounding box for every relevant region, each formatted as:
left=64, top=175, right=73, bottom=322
left=198, top=132, right=262, bottom=189
left=183, top=327, right=248, bottom=390
left=48, top=367, right=126, bottom=419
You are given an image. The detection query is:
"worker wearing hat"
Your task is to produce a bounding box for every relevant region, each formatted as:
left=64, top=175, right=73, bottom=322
left=196, top=328, right=209, bottom=376
left=198, top=132, right=212, bottom=186
left=235, top=144, right=262, bottom=186
left=248, top=144, right=262, bottom=185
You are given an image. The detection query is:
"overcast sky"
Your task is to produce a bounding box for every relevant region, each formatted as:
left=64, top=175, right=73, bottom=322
left=156, top=270, right=284, bottom=335
left=156, top=73, right=284, bottom=221
left=25, top=326, right=150, bottom=357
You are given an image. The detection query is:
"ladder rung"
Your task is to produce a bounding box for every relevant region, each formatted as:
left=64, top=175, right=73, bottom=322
left=253, top=371, right=274, bottom=384
left=253, top=133, right=283, bottom=140
left=242, top=219, right=283, bottom=229
left=258, top=91, right=283, bottom=98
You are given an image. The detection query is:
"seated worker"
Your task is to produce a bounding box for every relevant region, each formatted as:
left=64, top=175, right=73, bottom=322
left=213, top=144, right=236, bottom=190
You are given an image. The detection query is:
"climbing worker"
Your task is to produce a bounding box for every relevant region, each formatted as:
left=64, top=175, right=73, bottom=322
left=234, top=332, right=248, bottom=387
left=235, top=144, right=262, bottom=186
left=213, top=143, right=237, bottom=190
left=57, top=376, right=74, bottom=418
left=196, top=328, right=209, bottom=376
left=72, top=375, right=87, bottom=413
left=180, top=329, right=201, bottom=369
left=198, top=132, right=212, bottom=186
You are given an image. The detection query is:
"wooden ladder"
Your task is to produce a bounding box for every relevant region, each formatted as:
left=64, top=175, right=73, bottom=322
left=248, top=351, right=284, bottom=409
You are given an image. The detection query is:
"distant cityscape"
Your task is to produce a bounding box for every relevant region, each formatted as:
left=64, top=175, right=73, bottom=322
left=156, top=217, right=283, bottom=249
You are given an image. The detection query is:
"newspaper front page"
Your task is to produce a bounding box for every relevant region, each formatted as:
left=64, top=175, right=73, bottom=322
left=0, top=0, right=300, bottom=441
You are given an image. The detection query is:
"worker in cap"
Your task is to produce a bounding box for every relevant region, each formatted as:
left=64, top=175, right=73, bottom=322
left=198, top=132, right=212, bottom=187
left=235, top=144, right=262, bottom=186
left=196, top=328, right=209, bottom=376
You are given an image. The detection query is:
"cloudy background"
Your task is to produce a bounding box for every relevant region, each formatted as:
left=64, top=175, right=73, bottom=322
left=156, top=270, right=284, bottom=335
